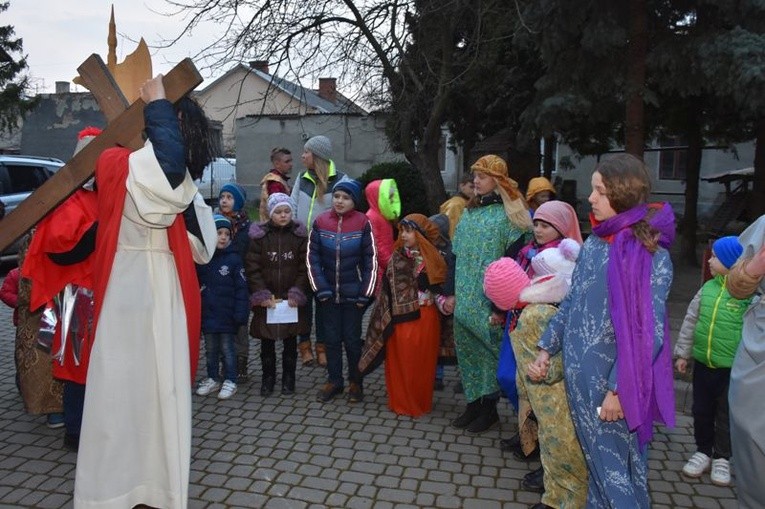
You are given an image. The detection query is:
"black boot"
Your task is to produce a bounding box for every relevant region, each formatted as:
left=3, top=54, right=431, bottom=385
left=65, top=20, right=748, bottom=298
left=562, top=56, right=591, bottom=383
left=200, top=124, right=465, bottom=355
left=466, top=397, right=499, bottom=434
left=237, top=356, right=249, bottom=383
left=282, top=337, right=297, bottom=395
left=260, top=340, right=276, bottom=397
left=499, top=433, right=522, bottom=454
left=521, top=466, right=545, bottom=493
left=451, top=399, right=482, bottom=429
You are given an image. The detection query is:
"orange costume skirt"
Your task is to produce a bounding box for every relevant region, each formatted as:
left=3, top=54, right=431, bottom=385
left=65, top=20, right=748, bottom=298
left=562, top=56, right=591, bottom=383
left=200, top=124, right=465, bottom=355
left=385, top=304, right=441, bottom=417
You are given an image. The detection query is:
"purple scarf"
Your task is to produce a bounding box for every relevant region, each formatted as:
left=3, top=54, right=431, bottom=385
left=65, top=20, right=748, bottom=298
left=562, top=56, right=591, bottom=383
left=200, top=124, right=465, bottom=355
left=591, top=203, right=676, bottom=448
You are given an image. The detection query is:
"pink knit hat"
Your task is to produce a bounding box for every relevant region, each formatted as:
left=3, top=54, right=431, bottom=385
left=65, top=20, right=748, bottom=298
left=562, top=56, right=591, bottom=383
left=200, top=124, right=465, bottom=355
left=483, top=257, right=531, bottom=311
left=533, top=200, right=583, bottom=244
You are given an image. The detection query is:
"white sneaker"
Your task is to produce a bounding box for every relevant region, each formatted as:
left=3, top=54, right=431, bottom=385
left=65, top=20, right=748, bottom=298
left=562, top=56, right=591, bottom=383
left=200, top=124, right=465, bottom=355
left=711, top=458, right=731, bottom=486
left=217, top=380, right=237, bottom=400
left=682, top=451, right=711, bottom=478
left=196, top=378, right=220, bottom=396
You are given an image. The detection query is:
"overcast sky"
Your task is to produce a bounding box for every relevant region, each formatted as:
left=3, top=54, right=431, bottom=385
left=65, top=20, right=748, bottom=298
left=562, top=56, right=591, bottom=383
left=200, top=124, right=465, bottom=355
left=7, top=1, right=223, bottom=94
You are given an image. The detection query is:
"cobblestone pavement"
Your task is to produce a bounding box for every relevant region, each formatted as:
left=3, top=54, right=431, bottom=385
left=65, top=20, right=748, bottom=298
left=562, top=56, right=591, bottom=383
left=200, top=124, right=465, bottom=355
left=0, top=254, right=741, bottom=508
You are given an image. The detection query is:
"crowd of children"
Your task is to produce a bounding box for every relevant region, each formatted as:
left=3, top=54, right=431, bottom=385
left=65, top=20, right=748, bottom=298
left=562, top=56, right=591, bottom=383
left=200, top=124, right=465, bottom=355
left=5, top=141, right=764, bottom=508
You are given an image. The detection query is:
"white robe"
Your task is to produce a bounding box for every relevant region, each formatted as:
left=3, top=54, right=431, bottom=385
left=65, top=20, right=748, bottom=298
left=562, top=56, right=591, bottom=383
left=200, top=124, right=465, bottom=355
left=74, top=144, right=215, bottom=509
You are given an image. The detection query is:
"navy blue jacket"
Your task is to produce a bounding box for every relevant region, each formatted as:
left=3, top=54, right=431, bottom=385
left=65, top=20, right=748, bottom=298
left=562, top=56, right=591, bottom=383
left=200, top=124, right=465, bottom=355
left=307, top=209, right=377, bottom=305
left=197, top=243, right=249, bottom=333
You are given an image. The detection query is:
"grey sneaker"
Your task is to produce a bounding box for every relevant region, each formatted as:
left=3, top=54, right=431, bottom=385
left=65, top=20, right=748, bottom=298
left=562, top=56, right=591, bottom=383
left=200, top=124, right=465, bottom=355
left=682, top=451, right=711, bottom=478
left=217, top=380, right=237, bottom=400
left=710, top=458, right=731, bottom=486
left=196, top=378, right=221, bottom=396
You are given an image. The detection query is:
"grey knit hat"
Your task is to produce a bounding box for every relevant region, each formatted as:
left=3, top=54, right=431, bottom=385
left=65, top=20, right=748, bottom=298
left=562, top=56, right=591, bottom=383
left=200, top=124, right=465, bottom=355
left=304, top=135, right=332, bottom=161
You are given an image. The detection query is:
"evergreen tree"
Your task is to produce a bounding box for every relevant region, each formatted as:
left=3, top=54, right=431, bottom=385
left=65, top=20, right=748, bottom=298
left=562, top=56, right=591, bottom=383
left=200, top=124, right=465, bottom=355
left=0, top=1, right=35, bottom=134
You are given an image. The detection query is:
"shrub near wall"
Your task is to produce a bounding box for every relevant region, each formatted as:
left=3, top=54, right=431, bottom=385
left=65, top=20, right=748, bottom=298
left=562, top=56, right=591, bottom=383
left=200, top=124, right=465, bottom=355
left=358, top=161, right=430, bottom=217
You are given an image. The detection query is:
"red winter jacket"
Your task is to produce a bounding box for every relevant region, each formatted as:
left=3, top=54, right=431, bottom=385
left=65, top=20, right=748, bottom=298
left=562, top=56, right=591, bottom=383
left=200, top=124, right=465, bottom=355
left=0, top=268, right=20, bottom=326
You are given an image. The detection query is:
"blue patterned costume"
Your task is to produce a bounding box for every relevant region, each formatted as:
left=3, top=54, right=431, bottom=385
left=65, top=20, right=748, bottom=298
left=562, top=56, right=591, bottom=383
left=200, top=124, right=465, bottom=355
left=538, top=234, right=672, bottom=508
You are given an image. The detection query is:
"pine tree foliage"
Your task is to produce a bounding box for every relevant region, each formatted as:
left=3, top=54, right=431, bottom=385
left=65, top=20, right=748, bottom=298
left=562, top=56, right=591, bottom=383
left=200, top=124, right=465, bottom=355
left=0, top=1, right=35, bottom=134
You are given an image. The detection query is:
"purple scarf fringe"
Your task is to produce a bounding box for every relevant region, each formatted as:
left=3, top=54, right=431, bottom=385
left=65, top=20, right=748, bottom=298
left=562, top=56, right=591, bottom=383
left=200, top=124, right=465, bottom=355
left=592, top=203, right=676, bottom=448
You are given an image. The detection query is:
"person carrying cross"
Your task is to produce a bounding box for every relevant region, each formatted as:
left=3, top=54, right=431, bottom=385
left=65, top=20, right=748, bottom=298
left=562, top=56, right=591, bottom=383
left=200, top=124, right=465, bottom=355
left=73, top=75, right=217, bottom=509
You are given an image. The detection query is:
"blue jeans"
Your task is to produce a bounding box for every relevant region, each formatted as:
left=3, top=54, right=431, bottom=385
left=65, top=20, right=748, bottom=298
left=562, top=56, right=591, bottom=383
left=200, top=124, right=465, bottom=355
left=319, top=301, right=364, bottom=388
left=204, top=332, right=237, bottom=382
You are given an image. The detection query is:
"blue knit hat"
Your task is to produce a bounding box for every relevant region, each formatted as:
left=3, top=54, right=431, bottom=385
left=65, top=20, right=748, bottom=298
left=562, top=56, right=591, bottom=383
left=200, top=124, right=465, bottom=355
left=332, top=179, right=362, bottom=207
left=214, top=214, right=232, bottom=233
left=220, top=183, right=247, bottom=211
left=712, top=236, right=743, bottom=270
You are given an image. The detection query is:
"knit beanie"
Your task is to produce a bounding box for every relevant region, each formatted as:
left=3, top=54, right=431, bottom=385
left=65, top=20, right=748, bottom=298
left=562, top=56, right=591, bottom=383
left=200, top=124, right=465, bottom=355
left=533, top=200, right=584, bottom=244
left=531, top=238, right=581, bottom=283
left=428, top=213, right=450, bottom=242
left=483, top=257, right=531, bottom=311
left=712, top=235, right=743, bottom=269
left=333, top=179, right=362, bottom=207
left=526, top=176, right=556, bottom=202
left=214, top=214, right=232, bottom=233
left=220, top=183, right=247, bottom=212
left=304, top=135, right=333, bottom=161
left=267, top=192, right=294, bottom=217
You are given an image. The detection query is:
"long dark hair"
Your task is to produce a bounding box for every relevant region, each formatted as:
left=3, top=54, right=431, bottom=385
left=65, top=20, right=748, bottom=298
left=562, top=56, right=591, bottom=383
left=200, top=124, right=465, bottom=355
left=176, top=97, right=218, bottom=180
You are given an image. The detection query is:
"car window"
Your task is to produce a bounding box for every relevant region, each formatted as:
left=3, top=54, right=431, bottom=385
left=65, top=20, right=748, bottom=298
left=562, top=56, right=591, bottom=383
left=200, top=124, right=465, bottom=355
left=6, top=165, right=49, bottom=194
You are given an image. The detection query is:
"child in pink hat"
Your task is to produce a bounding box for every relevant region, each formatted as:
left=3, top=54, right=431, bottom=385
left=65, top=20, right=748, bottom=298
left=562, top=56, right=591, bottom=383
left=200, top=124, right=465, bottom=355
left=521, top=239, right=588, bottom=508
left=498, top=200, right=583, bottom=473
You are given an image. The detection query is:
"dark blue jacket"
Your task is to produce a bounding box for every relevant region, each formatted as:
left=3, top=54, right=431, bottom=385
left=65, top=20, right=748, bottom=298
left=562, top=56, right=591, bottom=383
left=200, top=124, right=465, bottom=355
left=307, top=209, right=377, bottom=305
left=197, top=243, right=249, bottom=333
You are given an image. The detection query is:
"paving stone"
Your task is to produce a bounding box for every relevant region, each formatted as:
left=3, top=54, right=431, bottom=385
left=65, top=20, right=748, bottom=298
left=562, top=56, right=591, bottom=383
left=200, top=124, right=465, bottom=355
left=0, top=279, right=746, bottom=508
left=345, top=496, right=375, bottom=509
left=435, top=494, right=464, bottom=508
left=18, top=489, right=48, bottom=507
left=377, top=487, right=416, bottom=504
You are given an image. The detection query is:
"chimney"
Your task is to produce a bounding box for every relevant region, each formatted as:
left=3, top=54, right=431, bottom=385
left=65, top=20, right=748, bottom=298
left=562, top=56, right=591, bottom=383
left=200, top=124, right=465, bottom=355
left=249, top=60, right=269, bottom=74
left=55, top=81, right=70, bottom=94
left=318, top=78, right=337, bottom=103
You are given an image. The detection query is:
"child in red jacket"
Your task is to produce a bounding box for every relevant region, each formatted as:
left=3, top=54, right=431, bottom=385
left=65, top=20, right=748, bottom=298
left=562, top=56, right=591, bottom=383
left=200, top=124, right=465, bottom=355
left=0, top=267, right=20, bottom=326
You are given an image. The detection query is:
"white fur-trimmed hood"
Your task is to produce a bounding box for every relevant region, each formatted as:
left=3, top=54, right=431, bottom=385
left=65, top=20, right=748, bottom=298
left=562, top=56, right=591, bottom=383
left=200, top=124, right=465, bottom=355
left=519, top=274, right=570, bottom=304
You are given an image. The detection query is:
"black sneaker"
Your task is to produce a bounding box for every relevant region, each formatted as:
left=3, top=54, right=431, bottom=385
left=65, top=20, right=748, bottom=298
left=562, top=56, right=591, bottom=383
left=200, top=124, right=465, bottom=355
left=317, top=383, right=343, bottom=402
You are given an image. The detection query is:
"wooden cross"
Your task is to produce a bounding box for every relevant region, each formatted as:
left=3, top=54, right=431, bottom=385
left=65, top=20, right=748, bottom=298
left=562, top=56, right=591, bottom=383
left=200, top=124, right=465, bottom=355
left=0, top=55, right=203, bottom=253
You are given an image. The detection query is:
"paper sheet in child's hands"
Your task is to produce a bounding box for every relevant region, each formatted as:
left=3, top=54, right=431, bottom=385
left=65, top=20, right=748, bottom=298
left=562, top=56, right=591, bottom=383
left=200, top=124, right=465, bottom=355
left=266, top=300, right=298, bottom=324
